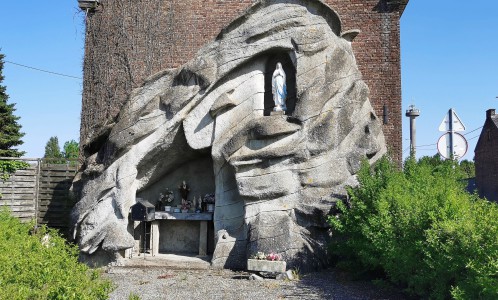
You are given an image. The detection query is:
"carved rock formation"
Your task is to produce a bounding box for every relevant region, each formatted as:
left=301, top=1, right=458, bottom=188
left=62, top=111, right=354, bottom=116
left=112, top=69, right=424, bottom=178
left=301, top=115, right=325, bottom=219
left=72, top=0, right=386, bottom=270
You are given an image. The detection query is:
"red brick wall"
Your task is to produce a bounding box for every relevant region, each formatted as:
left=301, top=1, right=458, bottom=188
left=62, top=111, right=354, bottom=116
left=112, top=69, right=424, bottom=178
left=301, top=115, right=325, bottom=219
left=475, top=115, right=498, bottom=201
left=81, top=0, right=404, bottom=161
left=330, top=0, right=403, bottom=161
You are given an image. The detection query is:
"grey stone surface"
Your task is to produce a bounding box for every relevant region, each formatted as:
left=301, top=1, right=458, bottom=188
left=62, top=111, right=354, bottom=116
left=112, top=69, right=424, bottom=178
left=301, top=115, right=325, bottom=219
left=248, top=273, right=264, bottom=281
left=276, top=270, right=295, bottom=280
left=247, top=259, right=287, bottom=273
left=286, top=269, right=295, bottom=280
left=156, top=220, right=200, bottom=253
left=72, top=0, right=386, bottom=271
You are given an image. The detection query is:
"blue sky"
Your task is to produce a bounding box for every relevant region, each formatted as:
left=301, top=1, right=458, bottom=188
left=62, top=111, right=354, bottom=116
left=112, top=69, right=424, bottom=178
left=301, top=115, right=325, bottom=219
left=401, top=1, right=498, bottom=160
left=0, top=2, right=84, bottom=158
left=0, top=1, right=497, bottom=160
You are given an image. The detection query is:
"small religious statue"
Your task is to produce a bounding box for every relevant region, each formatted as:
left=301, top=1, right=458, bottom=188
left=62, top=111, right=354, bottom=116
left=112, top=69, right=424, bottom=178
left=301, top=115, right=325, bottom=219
left=272, top=62, right=287, bottom=112
left=178, top=180, right=190, bottom=201
left=195, top=195, right=202, bottom=213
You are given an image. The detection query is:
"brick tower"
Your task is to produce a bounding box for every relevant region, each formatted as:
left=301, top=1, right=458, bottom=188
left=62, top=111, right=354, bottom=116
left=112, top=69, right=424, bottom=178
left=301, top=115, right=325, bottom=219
left=80, top=0, right=408, bottom=161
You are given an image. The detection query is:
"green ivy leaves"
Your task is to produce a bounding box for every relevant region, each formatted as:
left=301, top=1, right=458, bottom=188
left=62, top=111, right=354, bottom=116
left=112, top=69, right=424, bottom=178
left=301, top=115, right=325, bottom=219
left=0, top=159, right=29, bottom=181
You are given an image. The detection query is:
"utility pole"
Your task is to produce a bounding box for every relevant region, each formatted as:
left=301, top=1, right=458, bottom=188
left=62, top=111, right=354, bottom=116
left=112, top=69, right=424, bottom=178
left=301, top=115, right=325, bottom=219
left=405, top=105, right=420, bottom=158
left=449, top=108, right=455, bottom=157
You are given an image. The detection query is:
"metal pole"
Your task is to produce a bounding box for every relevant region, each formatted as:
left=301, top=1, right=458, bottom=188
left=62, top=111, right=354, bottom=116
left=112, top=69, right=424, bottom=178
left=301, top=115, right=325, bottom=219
left=449, top=109, right=454, bottom=159
left=143, top=221, right=146, bottom=259
left=410, top=117, right=416, bottom=156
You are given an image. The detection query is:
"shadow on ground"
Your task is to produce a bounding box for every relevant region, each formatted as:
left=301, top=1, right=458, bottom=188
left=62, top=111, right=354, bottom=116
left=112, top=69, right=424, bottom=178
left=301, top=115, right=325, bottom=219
left=283, top=268, right=410, bottom=300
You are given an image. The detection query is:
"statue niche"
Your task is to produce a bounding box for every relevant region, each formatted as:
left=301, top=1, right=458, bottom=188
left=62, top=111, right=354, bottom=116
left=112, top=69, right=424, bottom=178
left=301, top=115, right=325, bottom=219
left=264, top=53, right=296, bottom=115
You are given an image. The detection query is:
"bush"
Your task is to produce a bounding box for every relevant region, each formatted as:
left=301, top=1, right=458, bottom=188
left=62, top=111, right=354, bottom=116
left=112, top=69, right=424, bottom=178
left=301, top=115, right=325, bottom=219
left=328, top=156, right=498, bottom=299
left=0, top=209, right=113, bottom=299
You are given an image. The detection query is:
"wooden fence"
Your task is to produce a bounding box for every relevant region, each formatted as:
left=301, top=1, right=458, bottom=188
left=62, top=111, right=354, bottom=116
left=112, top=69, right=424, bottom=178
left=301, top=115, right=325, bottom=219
left=0, top=158, right=78, bottom=233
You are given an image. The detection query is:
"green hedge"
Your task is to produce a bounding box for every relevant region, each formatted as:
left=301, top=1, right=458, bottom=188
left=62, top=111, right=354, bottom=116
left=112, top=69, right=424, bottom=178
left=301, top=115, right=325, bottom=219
left=0, top=209, right=113, bottom=299
left=328, top=156, right=498, bottom=299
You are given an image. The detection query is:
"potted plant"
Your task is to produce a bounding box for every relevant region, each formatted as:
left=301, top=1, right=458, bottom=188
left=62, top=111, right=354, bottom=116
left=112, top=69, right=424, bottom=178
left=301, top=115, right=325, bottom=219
left=157, top=188, right=174, bottom=211
left=181, top=198, right=191, bottom=213
left=202, top=193, right=215, bottom=212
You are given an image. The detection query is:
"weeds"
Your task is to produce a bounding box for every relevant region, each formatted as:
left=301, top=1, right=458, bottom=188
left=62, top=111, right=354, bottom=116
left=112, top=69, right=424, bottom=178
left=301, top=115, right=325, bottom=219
left=128, top=292, right=141, bottom=300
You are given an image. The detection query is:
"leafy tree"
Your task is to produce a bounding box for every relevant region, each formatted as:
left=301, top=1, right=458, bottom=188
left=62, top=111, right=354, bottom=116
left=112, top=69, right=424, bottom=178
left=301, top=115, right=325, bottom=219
left=62, top=139, right=79, bottom=160
left=0, top=52, right=25, bottom=157
left=43, top=137, right=79, bottom=165
left=459, top=159, right=475, bottom=178
left=418, top=154, right=475, bottom=178
left=44, top=136, right=62, bottom=163
left=417, top=153, right=443, bottom=167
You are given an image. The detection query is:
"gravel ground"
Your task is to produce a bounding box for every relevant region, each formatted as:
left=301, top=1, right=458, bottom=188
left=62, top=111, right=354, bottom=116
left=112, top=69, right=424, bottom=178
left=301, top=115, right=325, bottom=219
left=104, top=267, right=409, bottom=300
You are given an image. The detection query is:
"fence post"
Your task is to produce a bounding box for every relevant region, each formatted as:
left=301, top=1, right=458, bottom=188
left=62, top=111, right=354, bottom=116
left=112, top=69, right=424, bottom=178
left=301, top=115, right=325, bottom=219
left=35, top=158, right=41, bottom=227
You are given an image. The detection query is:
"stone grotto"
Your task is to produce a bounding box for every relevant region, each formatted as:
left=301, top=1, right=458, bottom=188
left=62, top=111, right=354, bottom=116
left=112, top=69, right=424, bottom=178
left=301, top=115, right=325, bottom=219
left=71, top=0, right=386, bottom=271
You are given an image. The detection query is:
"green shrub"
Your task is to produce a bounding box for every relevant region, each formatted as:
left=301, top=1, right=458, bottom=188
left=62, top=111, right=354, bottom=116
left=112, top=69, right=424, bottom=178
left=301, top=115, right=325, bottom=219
left=0, top=209, right=113, bottom=299
left=328, top=156, right=498, bottom=299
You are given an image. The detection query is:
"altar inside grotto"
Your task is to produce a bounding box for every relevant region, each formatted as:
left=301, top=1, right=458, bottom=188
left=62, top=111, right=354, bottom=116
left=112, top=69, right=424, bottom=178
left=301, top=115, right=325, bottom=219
left=130, top=155, right=217, bottom=257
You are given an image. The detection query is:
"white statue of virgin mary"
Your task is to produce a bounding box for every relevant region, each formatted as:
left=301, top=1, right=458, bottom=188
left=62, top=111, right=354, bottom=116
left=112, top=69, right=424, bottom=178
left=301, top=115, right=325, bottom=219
left=272, top=62, right=287, bottom=111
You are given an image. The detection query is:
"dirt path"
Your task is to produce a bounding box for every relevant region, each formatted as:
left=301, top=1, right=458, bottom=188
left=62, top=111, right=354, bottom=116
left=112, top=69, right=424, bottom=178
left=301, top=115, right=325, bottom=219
left=104, top=267, right=408, bottom=300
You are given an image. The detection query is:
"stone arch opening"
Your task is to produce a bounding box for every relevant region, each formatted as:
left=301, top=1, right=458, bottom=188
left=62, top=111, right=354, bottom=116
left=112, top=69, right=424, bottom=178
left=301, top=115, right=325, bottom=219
left=264, top=52, right=296, bottom=116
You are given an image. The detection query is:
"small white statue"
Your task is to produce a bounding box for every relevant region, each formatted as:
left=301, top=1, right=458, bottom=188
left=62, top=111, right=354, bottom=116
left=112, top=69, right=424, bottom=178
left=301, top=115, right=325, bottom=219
left=272, top=62, right=287, bottom=111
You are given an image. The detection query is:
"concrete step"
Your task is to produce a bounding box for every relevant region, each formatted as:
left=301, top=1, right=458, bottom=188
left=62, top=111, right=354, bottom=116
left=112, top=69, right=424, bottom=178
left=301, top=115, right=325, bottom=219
left=113, top=253, right=212, bottom=270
